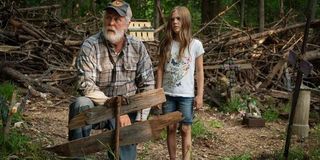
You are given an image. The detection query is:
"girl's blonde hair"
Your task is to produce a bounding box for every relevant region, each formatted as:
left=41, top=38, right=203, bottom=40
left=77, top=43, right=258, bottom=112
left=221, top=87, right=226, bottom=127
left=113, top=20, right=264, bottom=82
left=158, top=6, right=192, bottom=66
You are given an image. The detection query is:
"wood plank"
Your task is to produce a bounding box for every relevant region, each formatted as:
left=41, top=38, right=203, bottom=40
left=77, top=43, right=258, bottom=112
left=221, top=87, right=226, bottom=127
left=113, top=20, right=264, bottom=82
left=204, top=63, right=252, bottom=70
left=45, top=111, right=183, bottom=157
left=68, top=88, right=166, bottom=130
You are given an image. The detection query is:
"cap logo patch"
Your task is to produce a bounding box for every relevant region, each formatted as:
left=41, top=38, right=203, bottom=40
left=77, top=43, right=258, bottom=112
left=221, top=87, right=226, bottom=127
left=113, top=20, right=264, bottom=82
left=112, top=1, right=123, bottom=7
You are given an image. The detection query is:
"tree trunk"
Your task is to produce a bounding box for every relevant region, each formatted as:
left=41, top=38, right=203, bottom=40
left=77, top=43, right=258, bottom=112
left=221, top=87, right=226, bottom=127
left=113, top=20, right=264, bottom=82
left=310, top=0, right=317, bottom=21
left=240, top=0, right=245, bottom=27
left=201, top=0, right=221, bottom=34
left=153, top=0, right=161, bottom=39
left=279, top=0, right=284, bottom=18
left=92, top=0, right=96, bottom=15
left=201, top=0, right=221, bottom=24
left=259, top=0, right=265, bottom=32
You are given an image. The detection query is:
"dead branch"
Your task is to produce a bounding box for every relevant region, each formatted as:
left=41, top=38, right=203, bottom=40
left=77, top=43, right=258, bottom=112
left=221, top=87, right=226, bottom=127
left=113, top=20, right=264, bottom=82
left=1, top=66, right=64, bottom=96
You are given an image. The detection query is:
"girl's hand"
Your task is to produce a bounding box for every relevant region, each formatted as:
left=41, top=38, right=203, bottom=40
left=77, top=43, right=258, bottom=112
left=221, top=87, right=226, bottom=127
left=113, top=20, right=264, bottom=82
left=194, top=95, right=203, bottom=111
left=119, top=114, right=131, bottom=127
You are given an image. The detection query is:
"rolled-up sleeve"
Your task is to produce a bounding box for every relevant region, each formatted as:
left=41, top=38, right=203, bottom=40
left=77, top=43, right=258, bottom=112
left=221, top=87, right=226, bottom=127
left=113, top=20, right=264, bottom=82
left=76, top=40, right=101, bottom=95
left=135, top=41, right=155, bottom=92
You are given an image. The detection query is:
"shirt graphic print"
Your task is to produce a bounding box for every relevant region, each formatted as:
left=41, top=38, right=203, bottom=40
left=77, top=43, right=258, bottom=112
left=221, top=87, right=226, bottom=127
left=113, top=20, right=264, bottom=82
left=165, top=52, right=192, bottom=88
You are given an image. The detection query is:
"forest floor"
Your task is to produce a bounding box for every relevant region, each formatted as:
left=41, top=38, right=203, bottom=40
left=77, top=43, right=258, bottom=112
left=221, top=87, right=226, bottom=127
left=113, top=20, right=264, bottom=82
left=22, top=95, right=320, bottom=160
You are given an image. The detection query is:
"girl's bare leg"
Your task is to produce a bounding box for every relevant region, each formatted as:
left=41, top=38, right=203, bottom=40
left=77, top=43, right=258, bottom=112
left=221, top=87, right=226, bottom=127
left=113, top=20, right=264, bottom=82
left=167, top=123, right=178, bottom=160
left=181, top=124, right=192, bottom=160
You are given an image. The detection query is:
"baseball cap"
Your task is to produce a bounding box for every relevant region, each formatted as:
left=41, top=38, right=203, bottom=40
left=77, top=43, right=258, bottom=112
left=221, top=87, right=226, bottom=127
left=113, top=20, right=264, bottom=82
left=104, top=1, right=132, bottom=19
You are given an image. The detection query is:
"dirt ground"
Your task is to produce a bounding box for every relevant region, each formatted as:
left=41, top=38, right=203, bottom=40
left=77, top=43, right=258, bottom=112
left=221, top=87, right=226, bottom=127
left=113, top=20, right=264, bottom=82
left=22, top=96, right=319, bottom=160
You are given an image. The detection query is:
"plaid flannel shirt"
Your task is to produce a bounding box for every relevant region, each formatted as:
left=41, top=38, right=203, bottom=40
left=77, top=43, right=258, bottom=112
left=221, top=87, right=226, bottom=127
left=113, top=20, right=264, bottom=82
left=76, top=31, right=155, bottom=97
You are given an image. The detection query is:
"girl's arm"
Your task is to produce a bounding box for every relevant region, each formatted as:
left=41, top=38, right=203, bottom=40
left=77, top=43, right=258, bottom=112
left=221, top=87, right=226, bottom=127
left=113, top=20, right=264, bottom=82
left=155, top=62, right=164, bottom=110
left=156, top=63, right=164, bottom=89
left=194, top=55, right=204, bottom=110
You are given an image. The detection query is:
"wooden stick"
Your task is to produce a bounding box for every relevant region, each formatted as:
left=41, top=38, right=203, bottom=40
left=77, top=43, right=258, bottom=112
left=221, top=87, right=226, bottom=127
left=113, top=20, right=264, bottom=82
left=114, top=96, right=121, bottom=160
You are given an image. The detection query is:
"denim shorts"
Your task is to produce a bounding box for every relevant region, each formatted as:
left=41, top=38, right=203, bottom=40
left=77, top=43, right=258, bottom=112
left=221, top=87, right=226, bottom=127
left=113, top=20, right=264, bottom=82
left=162, top=95, right=194, bottom=125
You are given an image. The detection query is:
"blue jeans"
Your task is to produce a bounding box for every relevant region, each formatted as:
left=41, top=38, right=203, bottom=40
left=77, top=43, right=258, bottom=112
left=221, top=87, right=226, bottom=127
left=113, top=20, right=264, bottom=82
left=162, top=95, right=194, bottom=125
left=68, top=97, right=137, bottom=160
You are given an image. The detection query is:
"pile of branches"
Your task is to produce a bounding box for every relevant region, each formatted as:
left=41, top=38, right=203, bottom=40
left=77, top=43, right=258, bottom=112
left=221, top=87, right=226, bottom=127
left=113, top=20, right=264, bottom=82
left=0, top=3, right=158, bottom=97
left=197, top=9, right=320, bottom=107
left=0, top=4, right=89, bottom=96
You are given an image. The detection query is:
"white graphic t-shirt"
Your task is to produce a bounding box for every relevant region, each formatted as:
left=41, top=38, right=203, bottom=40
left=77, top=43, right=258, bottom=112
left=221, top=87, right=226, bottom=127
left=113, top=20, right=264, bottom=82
left=163, top=39, right=205, bottom=97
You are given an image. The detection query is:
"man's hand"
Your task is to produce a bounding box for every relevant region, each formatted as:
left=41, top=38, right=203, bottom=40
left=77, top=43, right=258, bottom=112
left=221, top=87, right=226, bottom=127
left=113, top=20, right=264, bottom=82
left=156, top=104, right=162, bottom=110
left=119, top=114, right=131, bottom=127
left=194, top=95, right=203, bottom=111
left=86, top=91, right=110, bottom=105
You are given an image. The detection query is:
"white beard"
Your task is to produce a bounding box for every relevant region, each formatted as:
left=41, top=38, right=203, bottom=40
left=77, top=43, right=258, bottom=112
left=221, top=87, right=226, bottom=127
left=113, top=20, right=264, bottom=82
left=103, top=27, right=125, bottom=44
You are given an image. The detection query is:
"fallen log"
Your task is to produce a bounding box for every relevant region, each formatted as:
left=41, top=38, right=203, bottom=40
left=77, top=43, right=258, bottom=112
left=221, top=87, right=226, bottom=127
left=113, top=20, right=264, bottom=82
left=17, top=4, right=61, bottom=12
left=45, top=111, right=182, bottom=157
left=260, top=89, right=320, bottom=103
left=1, top=66, right=64, bottom=96
left=68, top=88, right=166, bottom=130
left=206, top=19, right=320, bottom=50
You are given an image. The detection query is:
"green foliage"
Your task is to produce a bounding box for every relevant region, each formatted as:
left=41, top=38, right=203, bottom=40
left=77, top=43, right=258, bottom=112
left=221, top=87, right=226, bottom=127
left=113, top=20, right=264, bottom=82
left=282, top=102, right=291, bottom=113
left=187, top=1, right=202, bottom=33
left=15, top=0, right=320, bottom=31
left=12, top=111, right=23, bottom=123
left=220, top=96, right=247, bottom=113
left=274, top=147, right=306, bottom=160
left=223, top=153, right=251, bottom=160
left=271, top=146, right=320, bottom=160
left=138, top=141, right=152, bottom=160
left=209, top=119, right=223, bottom=128
left=159, top=128, right=167, bottom=140
left=0, top=82, right=16, bottom=126
left=0, top=129, right=29, bottom=156
left=0, top=129, right=55, bottom=159
left=262, top=108, right=279, bottom=122
left=310, top=148, right=320, bottom=160
left=0, top=82, right=15, bottom=101
left=126, top=0, right=154, bottom=20
left=192, top=119, right=210, bottom=138
left=314, top=124, right=320, bottom=139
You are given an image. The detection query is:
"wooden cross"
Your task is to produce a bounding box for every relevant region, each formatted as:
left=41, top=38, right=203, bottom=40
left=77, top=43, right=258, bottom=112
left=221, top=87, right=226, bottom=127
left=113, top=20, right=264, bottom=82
left=45, top=89, right=183, bottom=157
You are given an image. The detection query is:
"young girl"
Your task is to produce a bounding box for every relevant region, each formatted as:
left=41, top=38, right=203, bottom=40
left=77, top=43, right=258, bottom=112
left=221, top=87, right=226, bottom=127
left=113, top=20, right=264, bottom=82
left=156, top=6, right=204, bottom=160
